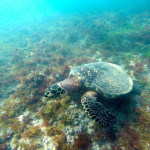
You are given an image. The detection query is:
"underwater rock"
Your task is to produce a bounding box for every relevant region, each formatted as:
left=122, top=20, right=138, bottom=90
left=43, top=136, right=56, bottom=150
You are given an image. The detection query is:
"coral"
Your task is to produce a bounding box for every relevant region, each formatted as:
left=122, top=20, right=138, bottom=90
left=22, top=126, right=42, bottom=139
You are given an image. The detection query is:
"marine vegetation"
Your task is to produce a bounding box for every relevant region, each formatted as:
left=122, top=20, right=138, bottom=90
left=0, top=10, right=150, bottom=150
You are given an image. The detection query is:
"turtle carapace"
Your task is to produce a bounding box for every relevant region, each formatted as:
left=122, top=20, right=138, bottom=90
left=44, top=62, right=133, bottom=126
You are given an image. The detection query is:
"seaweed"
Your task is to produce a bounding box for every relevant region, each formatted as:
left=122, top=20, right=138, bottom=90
left=22, top=126, right=42, bottom=139
left=0, top=100, right=26, bottom=128
left=18, top=142, right=41, bottom=150
left=53, top=133, right=66, bottom=150
left=10, top=119, right=25, bottom=138
left=0, top=9, right=150, bottom=150
left=73, top=132, right=92, bottom=150
left=39, top=96, right=71, bottom=123
left=133, top=62, right=145, bottom=76
left=0, top=144, right=7, bottom=150
left=55, top=63, right=70, bottom=81
left=46, top=125, right=63, bottom=137
left=119, top=126, right=140, bottom=149
left=60, top=113, right=72, bottom=125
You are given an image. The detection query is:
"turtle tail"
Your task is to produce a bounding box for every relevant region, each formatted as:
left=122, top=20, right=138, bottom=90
left=81, top=91, right=117, bottom=127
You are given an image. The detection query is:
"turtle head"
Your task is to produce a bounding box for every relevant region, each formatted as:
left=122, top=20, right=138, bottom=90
left=44, top=83, right=67, bottom=100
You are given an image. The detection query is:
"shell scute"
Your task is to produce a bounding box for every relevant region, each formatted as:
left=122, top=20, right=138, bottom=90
left=70, top=62, right=133, bottom=97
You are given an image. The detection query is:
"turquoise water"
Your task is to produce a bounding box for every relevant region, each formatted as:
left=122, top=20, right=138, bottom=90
left=0, top=0, right=150, bottom=149
left=0, top=0, right=150, bottom=26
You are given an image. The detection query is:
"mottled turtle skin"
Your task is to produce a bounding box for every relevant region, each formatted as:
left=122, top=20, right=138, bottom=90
left=44, top=62, right=133, bottom=126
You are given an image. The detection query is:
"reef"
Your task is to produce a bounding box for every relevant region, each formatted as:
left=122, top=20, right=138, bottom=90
left=0, top=9, right=150, bottom=150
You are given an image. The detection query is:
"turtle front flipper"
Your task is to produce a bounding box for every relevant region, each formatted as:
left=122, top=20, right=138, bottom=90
left=81, top=91, right=117, bottom=126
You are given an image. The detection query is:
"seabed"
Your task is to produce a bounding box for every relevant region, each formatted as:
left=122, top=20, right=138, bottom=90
left=0, top=11, right=150, bottom=150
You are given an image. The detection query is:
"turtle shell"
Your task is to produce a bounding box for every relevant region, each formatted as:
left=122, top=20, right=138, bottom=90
left=70, top=62, right=133, bottom=98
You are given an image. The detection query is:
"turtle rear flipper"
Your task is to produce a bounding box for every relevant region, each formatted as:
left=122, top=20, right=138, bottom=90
left=81, top=91, right=117, bottom=126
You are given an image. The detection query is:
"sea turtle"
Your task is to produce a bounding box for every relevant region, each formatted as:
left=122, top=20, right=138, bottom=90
left=44, top=62, right=133, bottom=126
